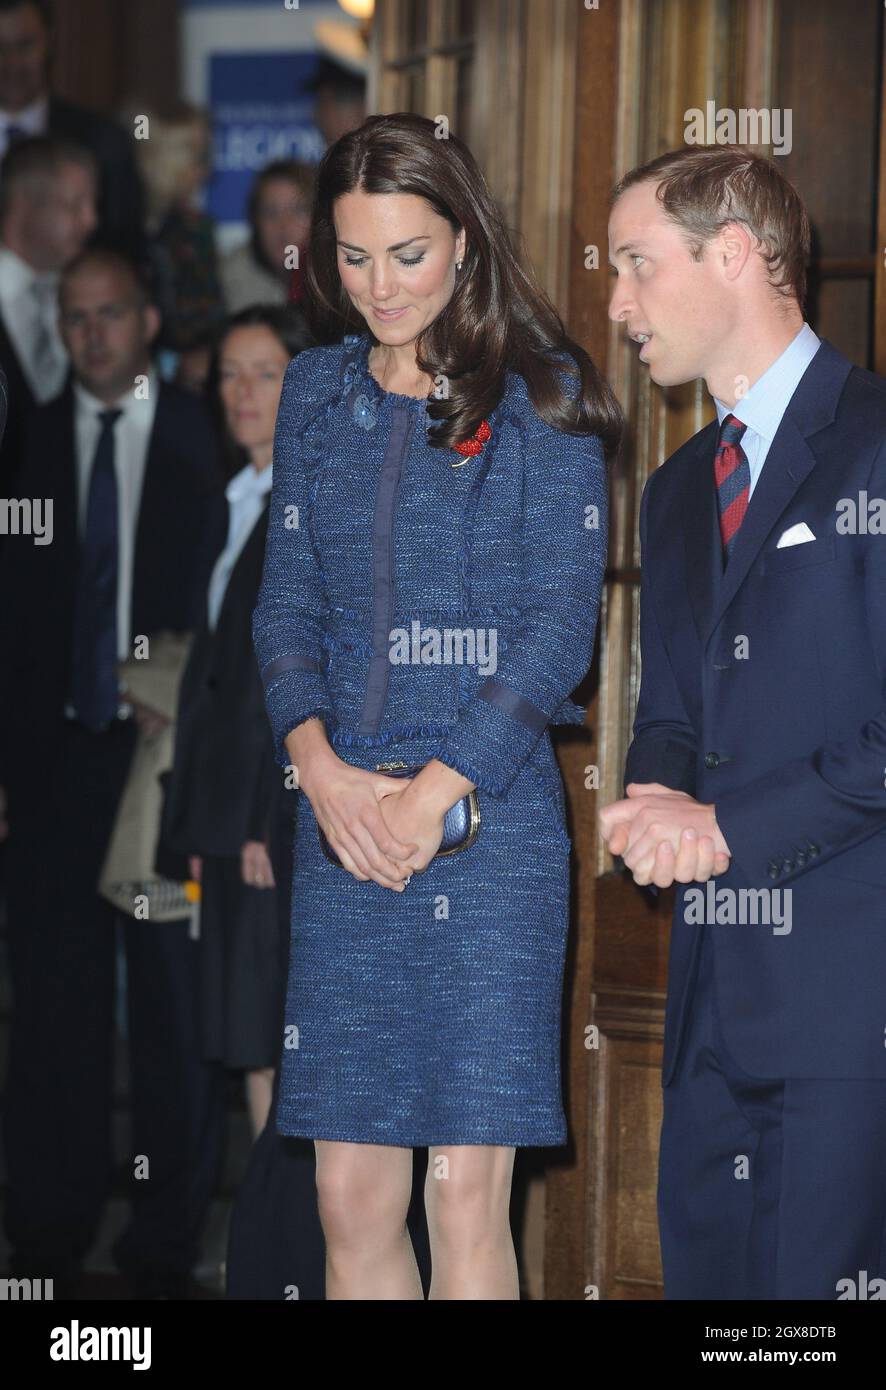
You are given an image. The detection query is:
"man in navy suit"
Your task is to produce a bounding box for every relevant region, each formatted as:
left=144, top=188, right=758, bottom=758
left=0, top=246, right=225, bottom=1296
left=600, top=147, right=886, bottom=1300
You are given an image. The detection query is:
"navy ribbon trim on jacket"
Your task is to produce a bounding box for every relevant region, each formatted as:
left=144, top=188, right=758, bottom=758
left=359, top=408, right=418, bottom=735
left=477, top=677, right=548, bottom=733
left=261, top=651, right=322, bottom=686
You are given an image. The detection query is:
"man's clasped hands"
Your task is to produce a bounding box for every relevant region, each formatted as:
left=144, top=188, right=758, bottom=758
left=598, top=783, right=732, bottom=888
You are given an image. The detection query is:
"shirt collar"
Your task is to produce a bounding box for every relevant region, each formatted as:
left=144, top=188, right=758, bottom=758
left=0, top=94, right=48, bottom=134
left=0, top=242, right=45, bottom=291
left=73, top=364, right=159, bottom=419
left=225, top=459, right=274, bottom=504
left=714, top=322, right=821, bottom=440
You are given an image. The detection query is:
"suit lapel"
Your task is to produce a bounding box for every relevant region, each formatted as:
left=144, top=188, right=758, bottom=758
left=707, top=414, right=818, bottom=633
left=215, top=500, right=269, bottom=632
left=132, top=381, right=170, bottom=619
left=682, top=421, right=722, bottom=647
left=56, top=382, right=79, bottom=576
left=683, top=339, right=853, bottom=645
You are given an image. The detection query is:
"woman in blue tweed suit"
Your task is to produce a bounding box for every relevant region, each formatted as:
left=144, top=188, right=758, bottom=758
left=252, top=113, right=621, bottom=1299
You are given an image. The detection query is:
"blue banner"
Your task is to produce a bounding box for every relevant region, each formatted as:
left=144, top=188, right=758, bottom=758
left=208, top=51, right=324, bottom=223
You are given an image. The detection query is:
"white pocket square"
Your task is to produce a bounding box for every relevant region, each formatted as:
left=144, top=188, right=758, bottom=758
left=776, top=522, right=816, bottom=549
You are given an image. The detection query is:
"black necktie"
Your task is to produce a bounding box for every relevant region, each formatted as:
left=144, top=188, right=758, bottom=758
left=70, top=408, right=123, bottom=730
left=5, top=124, right=28, bottom=148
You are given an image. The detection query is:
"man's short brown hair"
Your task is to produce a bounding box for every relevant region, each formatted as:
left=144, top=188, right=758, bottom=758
left=0, top=134, right=98, bottom=222
left=611, top=146, right=811, bottom=307
left=60, top=245, right=154, bottom=308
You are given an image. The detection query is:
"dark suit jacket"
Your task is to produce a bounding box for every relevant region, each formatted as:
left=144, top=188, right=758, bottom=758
left=0, top=311, right=72, bottom=496
left=625, top=339, right=886, bottom=1084
left=0, top=376, right=225, bottom=805
left=48, top=96, right=147, bottom=262
left=160, top=500, right=290, bottom=858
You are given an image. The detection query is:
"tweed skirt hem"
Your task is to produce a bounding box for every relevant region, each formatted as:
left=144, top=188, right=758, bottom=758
left=272, top=1117, right=568, bottom=1148
left=277, top=737, right=572, bottom=1148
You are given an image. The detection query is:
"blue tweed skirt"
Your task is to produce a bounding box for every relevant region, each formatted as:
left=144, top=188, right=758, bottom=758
left=277, top=733, right=571, bottom=1148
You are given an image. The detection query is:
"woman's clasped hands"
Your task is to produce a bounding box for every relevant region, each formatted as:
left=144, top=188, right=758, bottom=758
left=301, top=750, right=445, bottom=890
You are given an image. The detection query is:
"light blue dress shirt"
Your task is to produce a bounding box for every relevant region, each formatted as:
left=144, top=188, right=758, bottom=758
left=713, top=322, right=821, bottom=497
left=207, top=460, right=273, bottom=631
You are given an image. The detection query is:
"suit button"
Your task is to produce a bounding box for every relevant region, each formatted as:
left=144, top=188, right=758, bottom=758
left=795, top=851, right=807, bottom=867
left=806, top=842, right=820, bottom=857
left=782, top=859, right=794, bottom=873
left=767, top=861, right=780, bottom=879
left=704, top=752, right=720, bottom=769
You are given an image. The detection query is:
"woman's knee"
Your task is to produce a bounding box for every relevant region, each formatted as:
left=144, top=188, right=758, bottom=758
left=314, top=1141, right=413, bottom=1244
left=424, top=1146, right=515, bottom=1241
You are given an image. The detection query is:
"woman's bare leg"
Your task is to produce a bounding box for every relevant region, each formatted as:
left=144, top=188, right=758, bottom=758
left=314, top=1140, right=423, bottom=1299
left=424, top=1145, right=519, bottom=1299
left=245, top=1067, right=274, bottom=1138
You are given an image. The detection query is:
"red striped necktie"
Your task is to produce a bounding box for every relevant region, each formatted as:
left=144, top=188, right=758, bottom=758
left=714, top=413, right=750, bottom=559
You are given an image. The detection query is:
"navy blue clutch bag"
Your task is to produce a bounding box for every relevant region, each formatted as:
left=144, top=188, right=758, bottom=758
left=317, top=760, right=480, bottom=867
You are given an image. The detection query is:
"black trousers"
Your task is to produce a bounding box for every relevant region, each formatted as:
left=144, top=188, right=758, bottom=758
left=2, top=718, right=224, bottom=1283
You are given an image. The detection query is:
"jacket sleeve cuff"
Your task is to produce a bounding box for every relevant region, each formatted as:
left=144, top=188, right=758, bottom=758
left=624, top=735, right=697, bottom=796
left=713, top=746, right=886, bottom=889
left=429, top=677, right=548, bottom=797
left=259, top=652, right=332, bottom=768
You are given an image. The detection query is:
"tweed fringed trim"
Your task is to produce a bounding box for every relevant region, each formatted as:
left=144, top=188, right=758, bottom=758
left=330, top=721, right=455, bottom=748
left=325, top=603, right=527, bottom=623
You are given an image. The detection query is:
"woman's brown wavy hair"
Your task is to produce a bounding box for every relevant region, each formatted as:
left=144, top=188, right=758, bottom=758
left=304, top=112, right=623, bottom=459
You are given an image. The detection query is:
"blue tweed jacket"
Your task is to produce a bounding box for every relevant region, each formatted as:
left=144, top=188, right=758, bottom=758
left=252, top=332, right=608, bottom=817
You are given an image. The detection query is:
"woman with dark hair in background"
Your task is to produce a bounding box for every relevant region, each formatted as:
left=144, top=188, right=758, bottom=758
left=220, top=160, right=316, bottom=314
left=253, top=111, right=621, bottom=1299
left=132, top=101, right=227, bottom=375
left=161, top=304, right=313, bottom=1148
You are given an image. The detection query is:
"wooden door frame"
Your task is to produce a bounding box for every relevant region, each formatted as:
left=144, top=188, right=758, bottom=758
left=543, top=0, right=621, bottom=1302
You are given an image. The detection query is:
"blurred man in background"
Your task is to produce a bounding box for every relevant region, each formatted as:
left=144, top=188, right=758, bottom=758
left=0, top=0, right=145, bottom=259
left=0, top=246, right=225, bottom=1298
left=0, top=133, right=97, bottom=494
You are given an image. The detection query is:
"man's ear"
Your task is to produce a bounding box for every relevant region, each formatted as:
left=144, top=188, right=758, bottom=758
left=718, top=220, right=754, bottom=283
left=142, top=302, right=162, bottom=346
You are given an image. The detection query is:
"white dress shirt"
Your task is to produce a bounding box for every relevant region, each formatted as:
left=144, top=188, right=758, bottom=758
left=207, top=460, right=273, bottom=631
left=0, top=242, right=67, bottom=401
left=0, top=94, right=48, bottom=154
left=713, top=322, right=821, bottom=499
left=73, top=368, right=159, bottom=660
